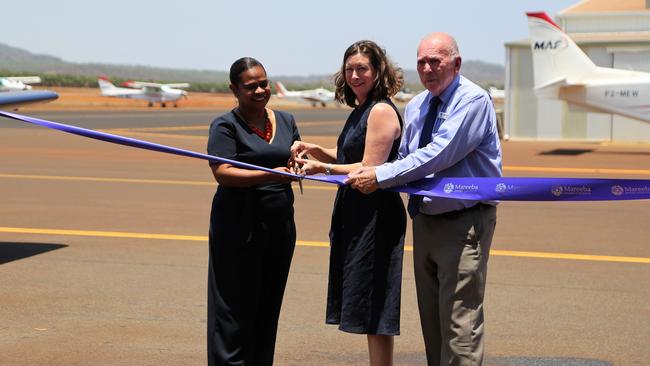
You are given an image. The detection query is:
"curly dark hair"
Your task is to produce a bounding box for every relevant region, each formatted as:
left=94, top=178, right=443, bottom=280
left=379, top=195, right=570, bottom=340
left=333, top=40, right=403, bottom=107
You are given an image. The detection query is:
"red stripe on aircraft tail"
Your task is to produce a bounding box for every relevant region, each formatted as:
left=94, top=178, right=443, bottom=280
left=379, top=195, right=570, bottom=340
left=526, top=12, right=562, bottom=30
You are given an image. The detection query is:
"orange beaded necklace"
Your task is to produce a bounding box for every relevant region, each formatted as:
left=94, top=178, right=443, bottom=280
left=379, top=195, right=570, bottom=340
left=247, top=117, right=272, bottom=142
left=235, top=108, right=273, bottom=142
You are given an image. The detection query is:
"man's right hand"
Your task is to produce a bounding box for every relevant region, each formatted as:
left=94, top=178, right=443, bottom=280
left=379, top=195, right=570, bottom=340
left=346, top=166, right=379, bottom=194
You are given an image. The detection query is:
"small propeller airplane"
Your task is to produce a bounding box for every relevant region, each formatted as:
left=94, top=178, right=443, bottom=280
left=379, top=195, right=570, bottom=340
left=274, top=81, right=335, bottom=107
left=527, top=11, right=650, bottom=123
left=97, top=77, right=189, bottom=108
left=0, top=76, right=41, bottom=92
left=0, top=76, right=44, bottom=92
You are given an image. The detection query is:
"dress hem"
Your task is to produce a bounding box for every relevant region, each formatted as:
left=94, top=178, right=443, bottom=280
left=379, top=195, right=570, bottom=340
left=325, top=320, right=400, bottom=336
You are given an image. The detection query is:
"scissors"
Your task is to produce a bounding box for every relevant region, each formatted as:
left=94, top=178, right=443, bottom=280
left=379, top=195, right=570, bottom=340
left=293, top=154, right=308, bottom=195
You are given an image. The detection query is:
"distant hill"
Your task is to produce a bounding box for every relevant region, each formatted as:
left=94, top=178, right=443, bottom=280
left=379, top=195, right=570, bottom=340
left=0, top=43, right=504, bottom=88
left=0, top=43, right=229, bottom=83
left=401, top=61, right=504, bottom=89
left=269, top=60, right=504, bottom=90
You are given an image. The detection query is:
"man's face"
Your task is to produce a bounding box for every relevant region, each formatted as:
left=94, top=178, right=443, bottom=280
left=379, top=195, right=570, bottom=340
left=416, top=38, right=461, bottom=96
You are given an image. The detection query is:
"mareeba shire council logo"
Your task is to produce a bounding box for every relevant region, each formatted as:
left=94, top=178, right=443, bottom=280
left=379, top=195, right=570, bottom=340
left=495, top=183, right=507, bottom=193
left=611, top=185, right=624, bottom=196
left=551, top=185, right=563, bottom=197
left=443, top=183, right=455, bottom=194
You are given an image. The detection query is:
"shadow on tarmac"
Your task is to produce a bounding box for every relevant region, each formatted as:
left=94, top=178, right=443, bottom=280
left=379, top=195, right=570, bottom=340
left=0, top=242, right=67, bottom=264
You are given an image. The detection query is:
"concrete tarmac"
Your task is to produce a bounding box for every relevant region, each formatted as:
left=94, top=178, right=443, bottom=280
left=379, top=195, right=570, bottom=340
left=1, top=109, right=649, bottom=366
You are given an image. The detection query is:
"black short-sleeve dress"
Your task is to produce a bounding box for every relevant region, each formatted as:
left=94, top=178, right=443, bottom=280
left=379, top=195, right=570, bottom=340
left=206, top=109, right=300, bottom=366
left=326, top=99, right=407, bottom=335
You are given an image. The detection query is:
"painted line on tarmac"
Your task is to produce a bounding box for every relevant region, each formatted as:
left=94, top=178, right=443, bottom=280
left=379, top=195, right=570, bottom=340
left=0, top=173, right=336, bottom=190
left=488, top=249, right=650, bottom=263
left=0, top=227, right=205, bottom=241
left=1, top=226, right=648, bottom=264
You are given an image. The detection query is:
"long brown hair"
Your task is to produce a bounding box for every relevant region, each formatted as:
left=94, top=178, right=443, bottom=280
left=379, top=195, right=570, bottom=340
left=333, top=40, right=403, bottom=107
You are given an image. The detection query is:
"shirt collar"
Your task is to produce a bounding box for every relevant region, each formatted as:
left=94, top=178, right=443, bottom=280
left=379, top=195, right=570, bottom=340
left=425, top=74, right=461, bottom=107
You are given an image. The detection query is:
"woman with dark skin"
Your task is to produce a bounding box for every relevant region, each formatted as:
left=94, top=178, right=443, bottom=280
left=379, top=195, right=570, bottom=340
left=291, top=40, right=406, bottom=366
left=206, top=57, right=300, bottom=366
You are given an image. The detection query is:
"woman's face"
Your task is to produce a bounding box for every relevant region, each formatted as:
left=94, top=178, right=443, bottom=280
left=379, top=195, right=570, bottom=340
left=231, top=65, right=270, bottom=109
left=344, top=53, right=376, bottom=101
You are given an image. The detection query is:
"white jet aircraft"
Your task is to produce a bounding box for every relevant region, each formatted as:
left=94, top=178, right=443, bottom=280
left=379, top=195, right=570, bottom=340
left=0, top=76, right=43, bottom=92
left=97, top=77, right=189, bottom=107
left=527, top=12, right=650, bottom=123
left=274, top=81, right=334, bottom=107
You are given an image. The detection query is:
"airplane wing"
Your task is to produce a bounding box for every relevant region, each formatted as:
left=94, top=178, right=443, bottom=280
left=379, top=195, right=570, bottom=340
left=123, top=81, right=190, bottom=89
left=163, top=83, right=190, bottom=88
left=0, top=90, right=58, bottom=108
left=6, top=76, right=42, bottom=84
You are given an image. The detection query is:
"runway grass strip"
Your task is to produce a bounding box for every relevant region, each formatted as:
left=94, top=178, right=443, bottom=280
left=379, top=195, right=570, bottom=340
left=1, top=226, right=649, bottom=264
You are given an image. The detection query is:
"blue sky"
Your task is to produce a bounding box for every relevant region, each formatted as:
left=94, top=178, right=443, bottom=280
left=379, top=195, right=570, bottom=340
left=4, top=0, right=577, bottom=76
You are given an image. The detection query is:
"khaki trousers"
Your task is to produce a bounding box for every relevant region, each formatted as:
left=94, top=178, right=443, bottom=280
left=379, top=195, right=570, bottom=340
left=413, top=204, right=497, bottom=366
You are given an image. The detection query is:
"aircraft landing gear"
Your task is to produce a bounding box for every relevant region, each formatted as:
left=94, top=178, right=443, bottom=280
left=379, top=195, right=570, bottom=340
left=161, top=102, right=167, bottom=108
left=148, top=102, right=153, bottom=107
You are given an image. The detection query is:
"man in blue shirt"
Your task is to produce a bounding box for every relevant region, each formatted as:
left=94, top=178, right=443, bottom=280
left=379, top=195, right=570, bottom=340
left=347, top=33, right=502, bottom=366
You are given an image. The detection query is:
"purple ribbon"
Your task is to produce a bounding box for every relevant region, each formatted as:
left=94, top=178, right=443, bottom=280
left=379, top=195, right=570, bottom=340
left=2, top=110, right=650, bottom=201
left=307, top=175, right=650, bottom=201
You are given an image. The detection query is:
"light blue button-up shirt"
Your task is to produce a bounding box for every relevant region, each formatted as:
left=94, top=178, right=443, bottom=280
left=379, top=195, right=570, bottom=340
left=375, top=75, right=502, bottom=215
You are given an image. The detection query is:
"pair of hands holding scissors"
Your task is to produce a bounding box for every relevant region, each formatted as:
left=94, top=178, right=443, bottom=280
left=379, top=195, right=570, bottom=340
left=288, top=141, right=379, bottom=194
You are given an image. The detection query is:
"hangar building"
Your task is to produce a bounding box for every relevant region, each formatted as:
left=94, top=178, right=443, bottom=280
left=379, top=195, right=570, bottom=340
left=504, top=0, right=650, bottom=142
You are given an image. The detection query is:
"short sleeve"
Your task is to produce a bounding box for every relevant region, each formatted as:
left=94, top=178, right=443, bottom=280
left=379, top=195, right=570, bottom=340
left=290, top=114, right=301, bottom=142
left=207, top=118, right=237, bottom=166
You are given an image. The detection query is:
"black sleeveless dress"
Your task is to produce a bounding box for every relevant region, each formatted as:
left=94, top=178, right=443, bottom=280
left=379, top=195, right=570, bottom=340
left=326, top=99, right=406, bottom=335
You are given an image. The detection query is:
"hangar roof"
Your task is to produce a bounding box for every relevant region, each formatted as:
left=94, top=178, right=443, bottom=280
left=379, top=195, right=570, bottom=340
left=560, top=0, right=650, bottom=14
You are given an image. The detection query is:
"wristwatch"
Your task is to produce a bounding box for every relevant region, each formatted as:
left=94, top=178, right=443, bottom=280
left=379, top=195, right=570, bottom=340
left=324, top=164, right=333, bottom=175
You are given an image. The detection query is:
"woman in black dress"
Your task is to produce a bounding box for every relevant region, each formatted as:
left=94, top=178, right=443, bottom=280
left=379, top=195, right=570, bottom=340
left=291, top=40, right=406, bottom=366
left=207, top=57, right=300, bottom=366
